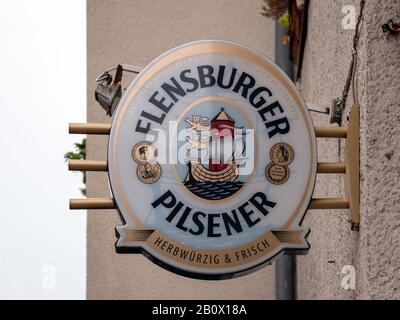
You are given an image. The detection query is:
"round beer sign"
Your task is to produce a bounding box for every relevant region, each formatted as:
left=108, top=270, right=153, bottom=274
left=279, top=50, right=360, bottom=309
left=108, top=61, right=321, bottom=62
left=108, top=40, right=317, bottom=279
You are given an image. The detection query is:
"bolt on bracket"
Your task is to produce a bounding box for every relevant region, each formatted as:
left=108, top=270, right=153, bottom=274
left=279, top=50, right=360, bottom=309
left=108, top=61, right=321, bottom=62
left=330, top=98, right=343, bottom=125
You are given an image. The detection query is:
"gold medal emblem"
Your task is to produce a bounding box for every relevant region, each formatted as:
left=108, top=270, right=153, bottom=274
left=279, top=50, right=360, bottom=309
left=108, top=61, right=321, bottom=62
left=132, top=141, right=161, bottom=183
left=136, top=163, right=162, bottom=184
left=132, top=141, right=157, bottom=164
left=265, top=163, right=290, bottom=185
left=270, top=143, right=294, bottom=166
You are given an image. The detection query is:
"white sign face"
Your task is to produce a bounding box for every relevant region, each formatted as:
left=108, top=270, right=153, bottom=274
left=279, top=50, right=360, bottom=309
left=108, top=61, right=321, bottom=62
left=108, top=40, right=317, bottom=279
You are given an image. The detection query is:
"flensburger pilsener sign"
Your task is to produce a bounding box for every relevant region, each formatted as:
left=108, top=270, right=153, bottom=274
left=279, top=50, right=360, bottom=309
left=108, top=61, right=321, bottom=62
left=108, top=40, right=317, bottom=279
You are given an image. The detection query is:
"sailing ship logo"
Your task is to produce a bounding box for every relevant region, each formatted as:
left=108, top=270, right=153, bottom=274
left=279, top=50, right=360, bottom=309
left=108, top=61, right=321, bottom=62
left=182, top=107, right=247, bottom=200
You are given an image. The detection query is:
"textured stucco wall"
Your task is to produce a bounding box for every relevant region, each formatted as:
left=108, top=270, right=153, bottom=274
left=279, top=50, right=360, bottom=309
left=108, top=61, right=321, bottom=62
left=297, top=0, right=400, bottom=299
left=356, top=0, right=400, bottom=299
left=87, top=0, right=275, bottom=300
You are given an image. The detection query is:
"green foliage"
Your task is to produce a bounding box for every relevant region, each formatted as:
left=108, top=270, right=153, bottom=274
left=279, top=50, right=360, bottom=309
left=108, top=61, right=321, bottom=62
left=278, top=11, right=290, bottom=28
left=64, top=139, right=86, bottom=161
left=65, top=138, right=86, bottom=196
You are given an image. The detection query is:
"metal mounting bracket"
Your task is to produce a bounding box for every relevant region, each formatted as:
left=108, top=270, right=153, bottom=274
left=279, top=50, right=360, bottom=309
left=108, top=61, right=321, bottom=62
left=344, top=103, right=360, bottom=230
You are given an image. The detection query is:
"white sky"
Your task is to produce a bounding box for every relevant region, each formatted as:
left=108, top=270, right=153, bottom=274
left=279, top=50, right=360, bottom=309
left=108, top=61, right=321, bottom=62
left=0, top=0, right=86, bottom=299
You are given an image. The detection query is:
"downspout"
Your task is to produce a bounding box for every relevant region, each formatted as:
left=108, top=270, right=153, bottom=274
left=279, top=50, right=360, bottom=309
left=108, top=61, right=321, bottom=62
left=274, top=20, right=296, bottom=300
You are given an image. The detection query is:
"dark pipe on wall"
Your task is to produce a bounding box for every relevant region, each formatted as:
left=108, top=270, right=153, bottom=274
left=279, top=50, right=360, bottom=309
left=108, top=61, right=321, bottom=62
left=274, top=20, right=296, bottom=300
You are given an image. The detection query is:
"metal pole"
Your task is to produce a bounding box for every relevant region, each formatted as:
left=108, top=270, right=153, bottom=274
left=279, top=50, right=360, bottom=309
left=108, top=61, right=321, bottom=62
left=274, top=20, right=296, bottom=300
left=69, top=122, right=348, bottom=138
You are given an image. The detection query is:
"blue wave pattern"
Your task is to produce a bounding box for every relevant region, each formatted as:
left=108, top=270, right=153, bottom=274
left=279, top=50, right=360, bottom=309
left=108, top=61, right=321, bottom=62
left=184, top=181, right=244, bottom=200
